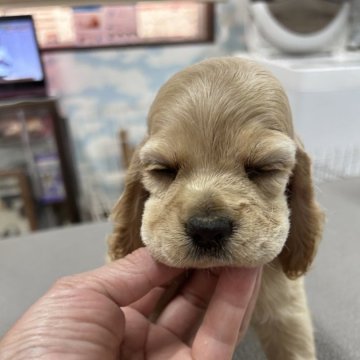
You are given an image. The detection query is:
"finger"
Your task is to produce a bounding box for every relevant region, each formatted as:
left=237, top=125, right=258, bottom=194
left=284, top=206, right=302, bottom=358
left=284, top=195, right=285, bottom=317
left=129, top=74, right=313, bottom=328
left=120, top=306, right=151, bottom=357
left=59, top=247, right=184, bottom=307
left=129, top=286, right=167, bottom=316
left=121, top=307, right=193, bottom=360
left=156, top=269, right=219, bottom=342
left=237, top=267, right=262, bottom=342
left=125, top=271, right=189, bottom=318
left=192, top=267, right=260, bottom=360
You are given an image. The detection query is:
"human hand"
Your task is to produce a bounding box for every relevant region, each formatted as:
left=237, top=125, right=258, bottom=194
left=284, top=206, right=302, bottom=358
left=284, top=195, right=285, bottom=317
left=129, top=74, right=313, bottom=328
left=0, top=248, right=261, bottom=360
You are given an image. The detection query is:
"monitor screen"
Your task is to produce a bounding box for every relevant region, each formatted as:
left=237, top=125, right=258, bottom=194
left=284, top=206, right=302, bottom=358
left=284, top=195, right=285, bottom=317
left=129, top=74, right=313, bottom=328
left=0, top=16, right=46, bottom=98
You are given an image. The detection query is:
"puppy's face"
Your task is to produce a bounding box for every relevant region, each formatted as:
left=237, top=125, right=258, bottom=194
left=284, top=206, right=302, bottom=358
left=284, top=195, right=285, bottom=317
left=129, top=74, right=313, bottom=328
left=137, top=59, right=297, bottom=268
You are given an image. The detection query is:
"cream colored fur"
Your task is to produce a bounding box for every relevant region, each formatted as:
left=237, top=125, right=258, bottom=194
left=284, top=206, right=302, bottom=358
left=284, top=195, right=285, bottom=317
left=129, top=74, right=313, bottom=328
left=107, top=57, right=324, bottom=359
left=253, top=261, right=316, bottom=359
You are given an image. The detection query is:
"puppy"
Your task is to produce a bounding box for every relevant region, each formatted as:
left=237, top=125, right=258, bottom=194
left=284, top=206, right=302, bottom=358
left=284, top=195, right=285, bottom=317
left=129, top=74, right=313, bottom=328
left=108, top=57, right=324, bottom=359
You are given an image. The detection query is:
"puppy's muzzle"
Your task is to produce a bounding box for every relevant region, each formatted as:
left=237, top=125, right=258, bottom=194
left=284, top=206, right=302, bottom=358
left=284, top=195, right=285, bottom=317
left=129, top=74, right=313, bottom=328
left=185, top=215, right=233, bottom=251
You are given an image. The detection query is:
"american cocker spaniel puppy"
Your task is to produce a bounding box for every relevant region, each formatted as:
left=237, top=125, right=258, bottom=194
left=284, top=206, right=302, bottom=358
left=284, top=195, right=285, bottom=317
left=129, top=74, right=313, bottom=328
left=108, top=57, right=324, bottom=359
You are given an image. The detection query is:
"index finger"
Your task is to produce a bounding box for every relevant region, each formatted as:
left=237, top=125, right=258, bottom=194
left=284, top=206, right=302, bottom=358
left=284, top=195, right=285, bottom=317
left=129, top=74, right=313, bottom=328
left=67, top=247, right=184, bottom=307
left=192, top=266, right=261, bottom=360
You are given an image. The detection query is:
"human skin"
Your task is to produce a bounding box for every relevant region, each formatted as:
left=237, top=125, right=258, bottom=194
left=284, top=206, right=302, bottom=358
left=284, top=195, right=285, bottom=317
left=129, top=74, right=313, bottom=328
left=0, top=247, right=261, bottom=360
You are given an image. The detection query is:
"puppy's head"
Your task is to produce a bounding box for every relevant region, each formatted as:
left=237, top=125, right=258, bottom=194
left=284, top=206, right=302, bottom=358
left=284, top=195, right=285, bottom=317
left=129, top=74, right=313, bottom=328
left=108, top=58, right=323, bottom=278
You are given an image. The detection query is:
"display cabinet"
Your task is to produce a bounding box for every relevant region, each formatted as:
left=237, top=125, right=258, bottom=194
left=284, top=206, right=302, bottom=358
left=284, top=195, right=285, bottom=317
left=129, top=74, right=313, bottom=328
left=0, top=97, right=80, bottom=236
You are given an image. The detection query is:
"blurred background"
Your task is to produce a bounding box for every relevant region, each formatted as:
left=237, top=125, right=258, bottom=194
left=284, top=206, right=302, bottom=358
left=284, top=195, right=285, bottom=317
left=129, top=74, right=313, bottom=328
left=0, top=0, right=359, bottom=237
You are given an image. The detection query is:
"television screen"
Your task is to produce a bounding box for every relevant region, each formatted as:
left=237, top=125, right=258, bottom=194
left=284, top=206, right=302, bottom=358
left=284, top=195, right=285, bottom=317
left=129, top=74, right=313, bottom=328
left=0, top=16, right=46, bottom=98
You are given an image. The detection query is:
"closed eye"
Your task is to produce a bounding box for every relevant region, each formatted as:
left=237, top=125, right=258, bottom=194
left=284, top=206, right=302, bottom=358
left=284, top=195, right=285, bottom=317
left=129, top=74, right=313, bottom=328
left=245, top=164, right=284, bottom=180
left=147, top=164, right=178, bottom=180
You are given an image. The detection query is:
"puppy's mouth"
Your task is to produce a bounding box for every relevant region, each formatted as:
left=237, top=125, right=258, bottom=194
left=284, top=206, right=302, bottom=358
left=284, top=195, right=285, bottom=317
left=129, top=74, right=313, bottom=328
left=184, top=215, right=233, bottom=263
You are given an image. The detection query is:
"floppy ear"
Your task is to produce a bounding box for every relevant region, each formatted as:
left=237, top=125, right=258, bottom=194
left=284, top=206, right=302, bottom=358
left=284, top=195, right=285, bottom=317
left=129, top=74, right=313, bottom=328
left=107, top=147, right=148, bottom=261
left=279, top=137, right=325, bottom=279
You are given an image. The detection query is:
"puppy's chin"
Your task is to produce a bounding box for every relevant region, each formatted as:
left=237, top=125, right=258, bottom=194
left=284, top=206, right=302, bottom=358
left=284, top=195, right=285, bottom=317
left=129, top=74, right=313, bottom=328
left=140, top=229, right=288, bottom=269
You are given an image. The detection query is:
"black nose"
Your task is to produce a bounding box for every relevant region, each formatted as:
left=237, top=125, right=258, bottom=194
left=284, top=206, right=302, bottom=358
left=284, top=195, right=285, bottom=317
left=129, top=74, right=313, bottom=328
left=186, top=216, right=233, bottom=249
